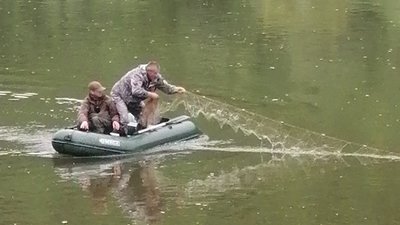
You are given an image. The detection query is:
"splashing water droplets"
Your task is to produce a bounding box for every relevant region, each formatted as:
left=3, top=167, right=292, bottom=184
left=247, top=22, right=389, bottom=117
left=160, top=93, right=400, bottom=162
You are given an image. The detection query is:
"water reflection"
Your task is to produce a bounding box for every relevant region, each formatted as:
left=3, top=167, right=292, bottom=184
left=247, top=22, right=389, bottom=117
left=53, top=157, right=163, bottom=224
left=51, top=147, right=400, bottom=225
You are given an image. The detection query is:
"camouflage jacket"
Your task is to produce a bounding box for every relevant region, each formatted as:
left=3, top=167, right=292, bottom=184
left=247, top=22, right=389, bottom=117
left=77, top=94, right=120, bottom=123
left=110, top=64, right=178, bottom=104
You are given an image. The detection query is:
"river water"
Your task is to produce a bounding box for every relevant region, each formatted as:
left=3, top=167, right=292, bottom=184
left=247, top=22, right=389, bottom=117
left=1, top=0, right=400, bottom=224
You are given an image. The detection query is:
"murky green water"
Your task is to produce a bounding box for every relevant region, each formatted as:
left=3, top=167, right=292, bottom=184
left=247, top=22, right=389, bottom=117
left=1, top=0, right=400, bottom=224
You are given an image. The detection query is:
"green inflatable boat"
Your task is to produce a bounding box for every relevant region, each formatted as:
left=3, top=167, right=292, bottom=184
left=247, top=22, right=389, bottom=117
left=52, top=115, right=201, bottom=157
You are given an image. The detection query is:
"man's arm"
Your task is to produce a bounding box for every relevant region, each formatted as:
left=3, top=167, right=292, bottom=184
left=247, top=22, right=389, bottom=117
left=156, top=76, right=179, bottom=94
left=108, top=99, right=120, bottom=122
left=77, top=98, right=90, bottom=123
left=107, top=98, right=121, bottom=131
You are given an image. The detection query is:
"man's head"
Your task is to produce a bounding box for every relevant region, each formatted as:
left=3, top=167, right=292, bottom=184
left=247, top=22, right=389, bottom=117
left=146, top=61, right=160, bottom=81
left=88, top=81, right=106, bottom=98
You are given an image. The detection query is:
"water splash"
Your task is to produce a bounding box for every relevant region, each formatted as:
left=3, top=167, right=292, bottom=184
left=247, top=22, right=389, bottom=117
left=54, top=97, right=82, bottom=105
left=160, top=92, right=400, bottom=161
left=186, top=146, right=400, bottom=162
left=11, top=92, right=38, bottom=98
left=0, top=91, right=39, bottom=101
left=0, top=90, right=12, bottom=96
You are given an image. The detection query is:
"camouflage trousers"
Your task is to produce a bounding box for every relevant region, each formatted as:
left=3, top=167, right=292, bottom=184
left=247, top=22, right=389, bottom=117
left=112, top=96, right=142, bottom=126
left=112, top=95, right=160, bottom=132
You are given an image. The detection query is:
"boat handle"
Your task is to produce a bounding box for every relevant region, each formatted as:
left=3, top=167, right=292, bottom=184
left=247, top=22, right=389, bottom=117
left=64, top=134, right=72, bottom=141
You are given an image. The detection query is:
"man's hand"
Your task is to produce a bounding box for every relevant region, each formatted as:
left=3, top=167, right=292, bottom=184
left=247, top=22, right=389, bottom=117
left=80, top=121, right=89, bottom=130
left=175, top=87, right=186, bottom=94
left=112, top=121, right=120, bottom=131
left=147, top=92, right=159, bottom=100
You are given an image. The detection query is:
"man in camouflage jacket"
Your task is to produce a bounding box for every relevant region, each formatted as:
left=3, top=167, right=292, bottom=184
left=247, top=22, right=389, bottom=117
left=111, top=61, right=186, bottom=131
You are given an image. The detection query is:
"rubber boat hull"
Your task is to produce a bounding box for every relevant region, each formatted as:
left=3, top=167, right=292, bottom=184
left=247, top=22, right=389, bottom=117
left=52, top=115, right=201, bottom=157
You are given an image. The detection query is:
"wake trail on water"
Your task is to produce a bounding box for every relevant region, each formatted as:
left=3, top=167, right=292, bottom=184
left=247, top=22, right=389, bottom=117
left=0, top=125, right=58, bottom=158
left=1, top=93, right=400, bottom=163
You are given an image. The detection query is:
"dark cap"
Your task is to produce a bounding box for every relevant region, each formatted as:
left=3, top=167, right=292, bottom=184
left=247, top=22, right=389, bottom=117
left=88, top=81, right=106, bottom=91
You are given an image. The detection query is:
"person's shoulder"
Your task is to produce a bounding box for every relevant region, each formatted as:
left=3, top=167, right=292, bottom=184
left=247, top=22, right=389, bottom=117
left=79, top=96, right=91, bottom=110
left=127, top=65, right=145, bottom=77
left=138, top=64, right=148, bottom=74
left=104, top=95, right=117, bottom=104
left=138, top=64, right=147, bottom=70
left=129, top=64, right=146, bottom=72
left=103, top=95, right=112, bottom=102
left=82, top=95, right=90, bottom=102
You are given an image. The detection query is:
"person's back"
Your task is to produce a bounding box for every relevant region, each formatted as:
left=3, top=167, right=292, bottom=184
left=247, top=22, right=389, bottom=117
left=111, top=65, right=149, bottom=105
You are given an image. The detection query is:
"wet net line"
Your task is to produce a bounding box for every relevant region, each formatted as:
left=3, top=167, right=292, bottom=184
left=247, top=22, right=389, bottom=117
left=159, top=92, right=400, bottom=162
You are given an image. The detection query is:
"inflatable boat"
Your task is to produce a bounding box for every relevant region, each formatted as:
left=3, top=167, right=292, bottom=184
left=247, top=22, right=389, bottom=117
left=52, top=115, right=201, bottom=157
